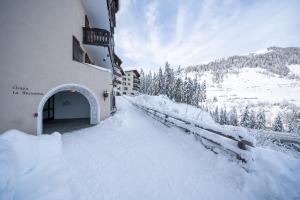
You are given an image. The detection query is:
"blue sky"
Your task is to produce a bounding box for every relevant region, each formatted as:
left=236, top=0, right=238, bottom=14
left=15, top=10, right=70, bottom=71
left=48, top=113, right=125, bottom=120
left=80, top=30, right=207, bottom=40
left=115, top=0, right=300, bottom=71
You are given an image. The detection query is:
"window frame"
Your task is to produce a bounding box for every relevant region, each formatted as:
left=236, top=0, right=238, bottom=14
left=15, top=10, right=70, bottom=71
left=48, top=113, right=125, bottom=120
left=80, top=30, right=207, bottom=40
left=73, top=36, right=84, bottom=62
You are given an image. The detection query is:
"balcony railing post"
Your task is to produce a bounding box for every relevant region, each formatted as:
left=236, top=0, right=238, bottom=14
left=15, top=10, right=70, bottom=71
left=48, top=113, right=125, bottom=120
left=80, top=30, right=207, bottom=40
left=83, top=27, right=110, bottom=47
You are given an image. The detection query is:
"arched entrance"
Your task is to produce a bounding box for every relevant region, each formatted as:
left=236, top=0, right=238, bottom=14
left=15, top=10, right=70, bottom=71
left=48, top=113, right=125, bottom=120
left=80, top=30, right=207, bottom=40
left=37, top=84, right=100, bottom=135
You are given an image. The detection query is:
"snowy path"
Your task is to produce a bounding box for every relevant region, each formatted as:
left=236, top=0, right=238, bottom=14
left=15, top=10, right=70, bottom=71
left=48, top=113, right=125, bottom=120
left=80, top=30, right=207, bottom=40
left=62, top=98, right=246, bottom=199
left=62, top=97, right=300, bottom=200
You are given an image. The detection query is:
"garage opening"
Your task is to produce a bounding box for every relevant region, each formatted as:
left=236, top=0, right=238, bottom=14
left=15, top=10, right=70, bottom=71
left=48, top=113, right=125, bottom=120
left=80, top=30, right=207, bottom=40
left=42, top=91, right=91, bottom=134
left=37, top=84, right=100, bottom=135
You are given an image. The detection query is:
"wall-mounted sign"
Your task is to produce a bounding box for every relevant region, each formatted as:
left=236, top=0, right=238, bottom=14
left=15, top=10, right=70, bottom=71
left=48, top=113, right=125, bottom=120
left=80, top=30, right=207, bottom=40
left=12, top=85, right=44, bottom=96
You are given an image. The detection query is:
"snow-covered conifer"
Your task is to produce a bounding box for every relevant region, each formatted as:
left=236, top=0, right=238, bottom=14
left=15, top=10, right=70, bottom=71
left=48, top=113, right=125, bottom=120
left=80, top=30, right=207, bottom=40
left=240, top=107, right=251, bottom=128
left=256, top=110, right=266, bottom=130
left=249, top=111, right=256, bottom=129
left=272, top=114, right=284, bottom=132
left=228, top=107, right=238, bottom=126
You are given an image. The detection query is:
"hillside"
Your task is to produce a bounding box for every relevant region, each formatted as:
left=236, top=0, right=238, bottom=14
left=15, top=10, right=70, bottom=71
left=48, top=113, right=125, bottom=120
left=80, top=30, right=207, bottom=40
left=181, top=47, right=300, bottom=129
left=185, top=47, right=300, bottom=82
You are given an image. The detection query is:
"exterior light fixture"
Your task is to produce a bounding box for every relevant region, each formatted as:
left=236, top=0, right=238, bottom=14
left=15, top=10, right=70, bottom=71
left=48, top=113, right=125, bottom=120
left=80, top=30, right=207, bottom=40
left=103, top=90, right=110, bottom=100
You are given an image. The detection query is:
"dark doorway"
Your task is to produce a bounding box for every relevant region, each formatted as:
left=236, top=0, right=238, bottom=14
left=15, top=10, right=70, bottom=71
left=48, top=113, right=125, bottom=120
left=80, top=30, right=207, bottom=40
left=42, top=91, right=91, bottom=134
left=43, top=95, right=54, bottom=121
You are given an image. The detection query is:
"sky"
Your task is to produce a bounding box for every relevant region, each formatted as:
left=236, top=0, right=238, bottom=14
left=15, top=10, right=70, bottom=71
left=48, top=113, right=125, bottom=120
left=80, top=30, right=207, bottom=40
left=114, top=0, right=300, bottom=71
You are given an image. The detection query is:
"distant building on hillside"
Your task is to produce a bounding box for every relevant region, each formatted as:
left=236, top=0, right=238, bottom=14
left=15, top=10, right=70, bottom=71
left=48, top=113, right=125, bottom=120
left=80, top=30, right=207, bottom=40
left=0, top=0, right=121, bottom=134
left=122, top=70, right=140, bottom=96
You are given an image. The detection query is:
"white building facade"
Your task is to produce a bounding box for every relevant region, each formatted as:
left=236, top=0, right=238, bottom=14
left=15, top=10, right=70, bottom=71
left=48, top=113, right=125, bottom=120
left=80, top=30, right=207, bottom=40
left=113, top=54, right=125, bottom=96
left=122, top=70, right=140, bottom=96
left=0, top=0, right=120, bottom=134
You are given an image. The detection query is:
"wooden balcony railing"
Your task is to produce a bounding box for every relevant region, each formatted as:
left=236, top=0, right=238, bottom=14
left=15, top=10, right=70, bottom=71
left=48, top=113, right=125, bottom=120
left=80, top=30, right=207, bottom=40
left=133, top=84, right=140, bottom=91
left=113, top=78, right=122, bottom=86
left=83, top=27, right=110, bottom=46
left=114, top=71, right=122, bottom=78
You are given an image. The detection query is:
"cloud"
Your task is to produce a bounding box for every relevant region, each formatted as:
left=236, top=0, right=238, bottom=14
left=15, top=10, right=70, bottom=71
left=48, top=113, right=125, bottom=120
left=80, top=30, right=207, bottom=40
left=115, top=0, right=300, bottom=71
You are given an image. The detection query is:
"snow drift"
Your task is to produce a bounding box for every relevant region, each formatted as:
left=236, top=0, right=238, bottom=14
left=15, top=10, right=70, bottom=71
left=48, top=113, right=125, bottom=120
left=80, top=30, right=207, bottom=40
left=0, top=97, right=300, bottom=199
left=0, top=130, right=72, bottom=200
left=127, top=95, right=254, bottom=142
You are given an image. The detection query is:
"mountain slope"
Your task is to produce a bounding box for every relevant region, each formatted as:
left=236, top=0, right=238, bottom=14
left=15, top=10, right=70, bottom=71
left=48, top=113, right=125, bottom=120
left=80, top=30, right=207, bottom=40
left=182, top=47, right=300, bottom=127
left=185, top=47, right=300, bottom=82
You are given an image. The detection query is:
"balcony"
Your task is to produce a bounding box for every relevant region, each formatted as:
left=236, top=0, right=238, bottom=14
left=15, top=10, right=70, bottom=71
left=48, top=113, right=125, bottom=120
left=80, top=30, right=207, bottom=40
left=133, top=78, right=140, bottom=84
left=83, top=27, right=110, bottom=46
left=82, top=26, right=115, bottom=70
left=113, top=78, right=122, bottom=86
left=114, top=71, right=122, bottom=78
left=133, top=83, right=140, bottom=91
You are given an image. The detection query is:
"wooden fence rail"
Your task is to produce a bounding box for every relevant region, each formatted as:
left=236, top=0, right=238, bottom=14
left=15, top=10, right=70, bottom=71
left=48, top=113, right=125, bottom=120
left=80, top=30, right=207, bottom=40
left=128, top=100, right=254, bottom=164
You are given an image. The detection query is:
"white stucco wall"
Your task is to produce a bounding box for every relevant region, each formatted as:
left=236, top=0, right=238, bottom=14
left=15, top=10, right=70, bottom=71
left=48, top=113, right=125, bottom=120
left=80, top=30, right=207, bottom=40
left=0, top=0, right=114, bottom=134
left=54, top=92, right=90, bottom=119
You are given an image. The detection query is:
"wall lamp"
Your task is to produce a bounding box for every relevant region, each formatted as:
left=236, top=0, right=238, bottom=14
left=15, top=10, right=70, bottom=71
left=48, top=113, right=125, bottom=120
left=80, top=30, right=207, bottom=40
left=103, top=90, right=110, bottom=100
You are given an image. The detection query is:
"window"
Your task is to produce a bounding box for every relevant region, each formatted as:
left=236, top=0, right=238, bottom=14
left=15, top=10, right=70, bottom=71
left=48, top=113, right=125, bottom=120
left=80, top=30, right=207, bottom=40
left=123, top=78, right=126, bottom=81
left=124, top=87, right=128, bottom=90
left=85, top=53, right=93, bottom=64
left=123, top=92, right=126, bottom=95
left=85, top=15, right=90, bottom=28
left=73, top=36, right=83, bottom=62
left=128, top=83, right=131, bottom=86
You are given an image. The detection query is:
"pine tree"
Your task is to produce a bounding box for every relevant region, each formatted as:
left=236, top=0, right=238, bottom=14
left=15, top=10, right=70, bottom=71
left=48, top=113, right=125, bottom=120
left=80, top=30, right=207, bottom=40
left=163, top=62, right=170, bottom=95
left=228, top=107, right=238, bottom=126
left=174, top=78, right=183, bottom=103
left=139, top=69, right=145, bottom=93
left=146, top=71, right=153, bottom=95
left=182, top=76, right=189, bottom=104
left=164, top=62, right=175, bottom=99
left=158, top=67, right=164, bottom=95
left=219, top=108, right=228, bottom=125
left=191, top=77, right=199, bottom=106
left=152, top=72, right=159, bottom=95
left=272, top=114, right=284, bottom=132
left=241, top=107, right=251, bottom=128
left=213, top=106, right=220, bottom=123
left=186, top=78, right=193, bottom=105
left=256, top=110, right=266, bottom=130
left=249, top=111, right=256, bottom=128
left=287, top=109, right=300, bottom=134
left=200, top=80, right=207, bottom=105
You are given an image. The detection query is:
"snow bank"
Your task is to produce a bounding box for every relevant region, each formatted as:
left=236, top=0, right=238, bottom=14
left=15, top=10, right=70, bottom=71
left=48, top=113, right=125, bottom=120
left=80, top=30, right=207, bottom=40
left=288, top=64, right=300, bottom=76
left=0, top=130, right=72, bottom=200
left=62, top=97, right=300, bottom=199
left=0, top=139, right=19, bottom=200
left=129, top=95, right=216, bottom=126
left=128, top=95, right=254, bottom=143
left=248, top=147, right=300, bottom=199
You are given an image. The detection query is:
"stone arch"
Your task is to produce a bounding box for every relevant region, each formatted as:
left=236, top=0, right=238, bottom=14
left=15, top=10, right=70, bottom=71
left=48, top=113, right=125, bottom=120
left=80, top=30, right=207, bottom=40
left=37, top=83, right=100, bottom=135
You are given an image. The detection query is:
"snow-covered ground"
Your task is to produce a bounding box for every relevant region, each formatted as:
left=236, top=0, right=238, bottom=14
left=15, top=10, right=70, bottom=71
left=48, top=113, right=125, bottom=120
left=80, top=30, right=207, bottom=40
left=289, top=64, right=300, bottom=76
left=129, top=95, right=300, bottom=153
left=186, top=67, right=300, bottom=126
left=1, top=97, right=300, bottom=199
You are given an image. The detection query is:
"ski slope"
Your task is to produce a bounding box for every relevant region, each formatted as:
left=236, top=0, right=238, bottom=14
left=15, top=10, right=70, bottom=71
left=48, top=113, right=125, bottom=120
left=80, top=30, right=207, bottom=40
left=186, top=67, right=300, bottom=126
left=1, top=97, right=300, bottom=199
